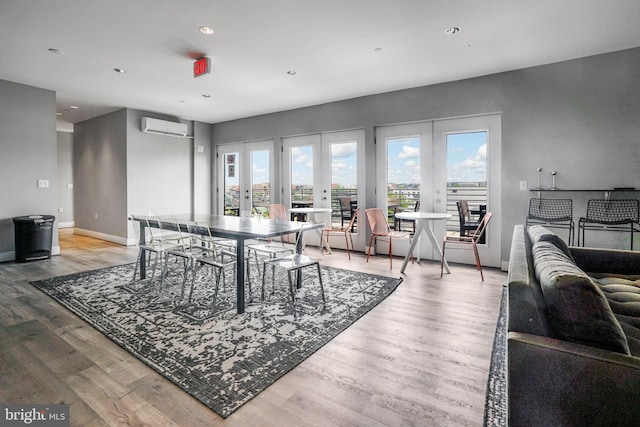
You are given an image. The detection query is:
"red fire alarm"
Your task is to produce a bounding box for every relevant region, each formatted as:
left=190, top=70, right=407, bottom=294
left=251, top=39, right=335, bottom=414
left=193, top=57, right=211, bottom=77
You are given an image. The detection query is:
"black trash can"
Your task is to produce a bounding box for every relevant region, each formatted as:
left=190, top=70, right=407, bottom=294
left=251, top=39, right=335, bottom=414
left=13, top=215, right=55, bottom=262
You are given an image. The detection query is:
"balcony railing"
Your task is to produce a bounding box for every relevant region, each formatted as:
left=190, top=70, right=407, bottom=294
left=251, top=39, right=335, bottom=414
left=225, top=185, right=487, bottom=230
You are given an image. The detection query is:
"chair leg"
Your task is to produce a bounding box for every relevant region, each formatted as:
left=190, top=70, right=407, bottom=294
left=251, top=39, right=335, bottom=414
left=210, top=266, right=222, bottom=310
left=131, top=248, right=142, bottom=283
left=348, top=233, right=354, bottom=260
left=344, top=232, right=351, bottom=260
left=366, top=235, right=374, bottom=262
left=440, top=241, right=446, bottom=277
left=389, top=238, right=393, bottom=269
left=316, top=263, right=325, bottom=303
left=287, top=270, right=296, bottom=304
left=261, top=262, right=268, bottom=301
left=473, top=243, right=484, bottom=281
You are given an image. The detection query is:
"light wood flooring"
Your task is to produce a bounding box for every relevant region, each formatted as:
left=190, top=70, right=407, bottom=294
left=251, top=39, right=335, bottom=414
left=0, top=229, right=506, bottom=426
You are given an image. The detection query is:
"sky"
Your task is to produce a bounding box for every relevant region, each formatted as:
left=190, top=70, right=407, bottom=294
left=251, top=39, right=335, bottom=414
left=445, top=132, right=487, bottom=183
left=387, top=132, right=487, bottom=185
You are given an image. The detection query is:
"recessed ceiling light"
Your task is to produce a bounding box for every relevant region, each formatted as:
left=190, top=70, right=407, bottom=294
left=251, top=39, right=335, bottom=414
left=113, top=68, right=126, bottom=73
left=48, top=48, right=64, bottom=55
left=69, top=105, right=79, bottom=109
left=199, top=26, right=214, bottom=35
left=287, top=70, right=297, bottom=76
left=445, top=27, right=461, bottom=35
left=56, top=112, right=62, bottom=116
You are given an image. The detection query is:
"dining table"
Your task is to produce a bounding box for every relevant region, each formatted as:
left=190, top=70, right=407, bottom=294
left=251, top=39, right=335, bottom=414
left=288, top=207, right=333, bottom=254
left=133, top=213, right=323, bottom=314
left=393, top=211, right=452, bottom=274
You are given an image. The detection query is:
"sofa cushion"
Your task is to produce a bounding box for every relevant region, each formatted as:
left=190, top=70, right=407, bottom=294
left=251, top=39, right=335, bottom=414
left=527, top=225, right=575, bottom=262
left=532, top=241, right=630, bottom=354
left=590, top=274, right=640, bottom=356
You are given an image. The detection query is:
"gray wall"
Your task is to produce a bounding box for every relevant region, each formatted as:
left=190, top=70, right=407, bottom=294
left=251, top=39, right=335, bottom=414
left=56, top=131, right=74, bottom=226
left=0, top=80, right=59, bottom=261
left=125, top=109, right=193, bottom=225
left=193, top=121, right=213, bottom=214
left=74, top=109, right=128, bottom=241
left=212, top=47, right=640, bottom=263
left=74, top=108, right=206, bottom=244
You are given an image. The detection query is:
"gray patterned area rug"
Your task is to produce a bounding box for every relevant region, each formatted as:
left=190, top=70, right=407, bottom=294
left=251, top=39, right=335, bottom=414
left=31, top=263, right=402, bottom=418
left=483, top=286, right=507, bottom=427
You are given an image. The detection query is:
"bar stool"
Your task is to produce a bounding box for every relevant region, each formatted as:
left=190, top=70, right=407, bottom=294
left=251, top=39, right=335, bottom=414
left=578, top=199, right=640, bottom=249
left=525, top=198, right=575, bottom=245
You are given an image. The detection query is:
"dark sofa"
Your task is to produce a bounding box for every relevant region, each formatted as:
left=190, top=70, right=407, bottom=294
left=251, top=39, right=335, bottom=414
left=508, top=224, right=640, bottom=426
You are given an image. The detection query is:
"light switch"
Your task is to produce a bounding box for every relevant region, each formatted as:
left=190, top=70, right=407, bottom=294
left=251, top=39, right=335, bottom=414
left=519, top=180, right=528, bottom=191
left=197, top=145, right=204, bottom=153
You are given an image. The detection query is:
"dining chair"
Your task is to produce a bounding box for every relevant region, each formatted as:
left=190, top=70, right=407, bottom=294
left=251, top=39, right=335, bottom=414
left=261, top=222, right=325, bottom=305
left=457, top=200, right=481, bottom=236
left=179, top=222, right=237, bottom=316
left=338, top=197, right=355, bottom=228
left=248, top=204, right=297, bottom=279
left=578, top=199, right=640, bottom=249
left=365, top=207, right=413, bottom=269
left=394, top=200, right=420, bottom=232
left=441, top=212, right=493, bottom=281
left=322, top=208, right=359, bottom=260
left=162, top=219, right=213, bottom=299
left=127, top=215, right=182, bottom=291
left=525, top=198, right=574, bottom=245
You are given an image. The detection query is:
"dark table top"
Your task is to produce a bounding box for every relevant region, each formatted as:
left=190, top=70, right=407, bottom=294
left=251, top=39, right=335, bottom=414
left=134, top=213, right=322, bottom=240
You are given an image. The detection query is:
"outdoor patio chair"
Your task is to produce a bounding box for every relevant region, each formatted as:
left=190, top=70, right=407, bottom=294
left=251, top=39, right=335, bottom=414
left=441, top=212, right=493, bottom=281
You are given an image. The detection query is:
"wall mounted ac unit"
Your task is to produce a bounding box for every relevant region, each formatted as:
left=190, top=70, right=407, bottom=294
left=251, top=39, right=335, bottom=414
left=141, top=117, right=188, bottom=138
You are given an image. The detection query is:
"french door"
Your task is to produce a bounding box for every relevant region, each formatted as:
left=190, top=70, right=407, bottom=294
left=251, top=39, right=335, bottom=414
left=282, top=129, right=366, bottom=250
left=376, top=115, right=501, bottom=267
left=434, top=115, right=501, bottom=267
left=376, top=121, right=433, bottom=256
left=216, top=140, right=274, bottom=216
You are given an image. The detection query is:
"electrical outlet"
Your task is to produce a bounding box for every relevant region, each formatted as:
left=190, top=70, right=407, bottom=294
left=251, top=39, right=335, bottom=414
left=37, top=179, right=49, bottom=188
left=519, top=180, right=528, bottom=191
left=94, top=213, right=98, bottom=220
left=197, top=145, right=204, bottom=153
left=58, top=207, right=64, bottom=213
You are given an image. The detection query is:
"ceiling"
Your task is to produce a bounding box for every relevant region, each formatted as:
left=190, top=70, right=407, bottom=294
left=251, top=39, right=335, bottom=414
left=1, top=0, right=639, bottom=125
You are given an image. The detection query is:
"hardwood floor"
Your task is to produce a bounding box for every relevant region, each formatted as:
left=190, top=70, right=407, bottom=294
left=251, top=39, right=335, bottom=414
left=0, top=229, right=505, bottom=426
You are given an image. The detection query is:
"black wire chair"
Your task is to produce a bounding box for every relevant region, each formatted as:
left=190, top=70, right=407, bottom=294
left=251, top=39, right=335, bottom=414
left=578, top=199, right=640, bottom=250
left=525, top=198, right=575, bottom=245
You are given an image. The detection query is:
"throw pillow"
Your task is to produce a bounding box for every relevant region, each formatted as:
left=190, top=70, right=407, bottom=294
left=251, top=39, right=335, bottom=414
left=528, top=225, right=575, bottom=262
left=532, top=241, right=630, bottom=355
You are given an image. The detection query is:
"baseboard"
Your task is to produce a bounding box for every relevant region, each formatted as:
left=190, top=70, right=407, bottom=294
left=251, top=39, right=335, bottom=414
left=0, top=251, right=15, bottom=262
left=0, top=246, right=60, bottom=262
left=58, top=221, right=75, bottom=229
left=74, top=228, right=129, bottom=246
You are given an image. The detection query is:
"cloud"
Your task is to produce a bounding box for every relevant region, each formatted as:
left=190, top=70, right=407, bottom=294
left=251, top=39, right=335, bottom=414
left=448, top=144, right=487, bottom=182
left=398, top=145, right=420, bottom=159
left=331, top=143, right=357, bottom=158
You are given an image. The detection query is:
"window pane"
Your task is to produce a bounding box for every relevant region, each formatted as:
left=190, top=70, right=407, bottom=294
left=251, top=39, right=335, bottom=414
left=223, top=153, right=239, bottom=216
left=250, top=150, right=270, bottom=216
left=290, top=146, right=313, bottom=203
left=446, top=131, right=487, bottom=233
left=330, top=141, right=357, bottom=228
left=387, top=137, right=421, bottom=218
